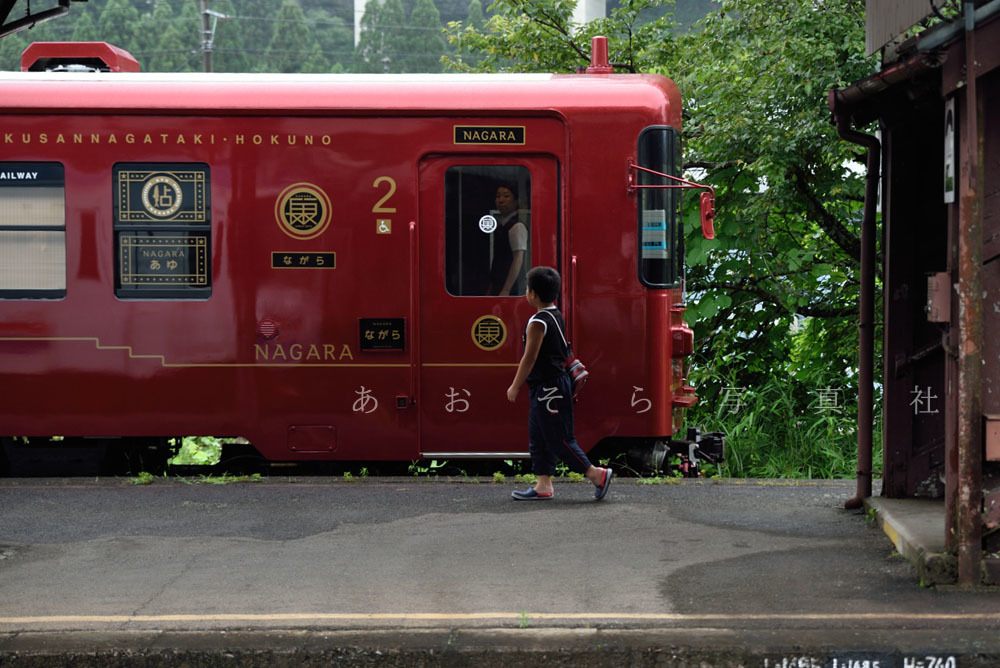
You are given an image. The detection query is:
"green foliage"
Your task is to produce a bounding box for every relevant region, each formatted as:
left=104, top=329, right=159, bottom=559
left=0, top=0, right=367, bottom=73
left=553, top=461, right=587, bottom=482
left=445, top=0, right=882, bottom=478
left=636, top=474, right=683, bottom=484
left=402, top=0, right=448, bottom=72
left=664, top=0, right=882, bottom=436
left=145, top=21, right=190, bottom=73
left=355, top=0, right=410, bottom=72
left=130, top=471, right=156, bottom=485
left=607, top=0, right=719, bottom=31
left=307, top=9, right=354, bottom=71
left=408, top=459, right=448, bottom=476
left=97, top=0, right=141, bottom=54
left=70, top=10, right=97, bottom=42
left=168, top=437, right=225, bottom=466
left=264, top=1, right=324, bottom=73
left=688, top=367, right=883, bottom=478
left=467, top=0, right=486, bottom=30
left=189, top=472, right=263, bottom=484
left=444, top=0, right=675, bottom=73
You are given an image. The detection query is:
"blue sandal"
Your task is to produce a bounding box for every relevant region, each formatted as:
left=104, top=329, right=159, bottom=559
left=594, top=468, right=613, bottom=501
left=511, top=488, right=554, bottom=500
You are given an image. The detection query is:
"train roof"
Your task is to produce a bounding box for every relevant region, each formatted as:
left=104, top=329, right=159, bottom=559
left=0, top=70, right=681, bottom=120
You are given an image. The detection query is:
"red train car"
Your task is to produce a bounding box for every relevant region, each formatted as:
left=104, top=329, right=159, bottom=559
left=0, top=39, right=721, bottom=473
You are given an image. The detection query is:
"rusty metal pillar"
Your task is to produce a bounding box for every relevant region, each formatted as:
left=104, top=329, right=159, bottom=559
left=827, top=96, right=879, bottom=510
left=851, top=128, right=878, bottom=509
left=955, top=2, right=984, bottom=586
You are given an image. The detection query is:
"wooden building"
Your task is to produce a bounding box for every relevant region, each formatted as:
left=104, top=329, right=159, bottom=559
left=831, top=0, right=1000, bottom=584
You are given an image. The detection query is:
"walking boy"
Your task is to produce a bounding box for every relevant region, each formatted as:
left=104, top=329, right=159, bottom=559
left=506, top=266, right=613, bottom=501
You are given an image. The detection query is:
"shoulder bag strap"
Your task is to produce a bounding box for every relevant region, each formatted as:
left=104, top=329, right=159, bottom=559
left=539, top=309, right=570, bottom=356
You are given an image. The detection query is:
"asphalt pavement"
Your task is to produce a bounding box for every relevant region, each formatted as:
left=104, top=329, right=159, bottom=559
left=0, top=476, right=997, bottom=667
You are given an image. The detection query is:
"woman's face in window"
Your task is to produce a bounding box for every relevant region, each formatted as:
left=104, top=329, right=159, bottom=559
left=495, top=187, right=516, bottom=215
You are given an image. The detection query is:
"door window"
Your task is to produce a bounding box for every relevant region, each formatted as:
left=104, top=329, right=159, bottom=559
left=444, top=165, right=531, bottom=297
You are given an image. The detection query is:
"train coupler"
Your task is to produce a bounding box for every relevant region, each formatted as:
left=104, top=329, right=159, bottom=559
left=669, top=427, right=726, bottom=467
left=626, top=428, right=726, bottom=477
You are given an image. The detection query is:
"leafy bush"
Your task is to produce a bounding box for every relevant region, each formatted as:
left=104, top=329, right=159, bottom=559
left=686, top=362, right=882, bottom=479
left=168, top=437, right=225, bottom=466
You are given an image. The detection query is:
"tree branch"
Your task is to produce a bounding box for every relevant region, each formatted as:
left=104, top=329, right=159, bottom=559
left=513, top=0, right=589, bottom=62
left=793, top=166, right=861, bottom=263
left=714, top=280, right=857, bottom=318
left=684, top=160, right=740, bottom=171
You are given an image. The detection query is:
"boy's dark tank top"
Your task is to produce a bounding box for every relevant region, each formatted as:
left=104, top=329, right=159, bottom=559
left=525, top=307, right=568, bottom=388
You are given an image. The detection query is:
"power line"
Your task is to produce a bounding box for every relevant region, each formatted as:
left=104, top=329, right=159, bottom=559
left=21, top=13, right=449, bottom=35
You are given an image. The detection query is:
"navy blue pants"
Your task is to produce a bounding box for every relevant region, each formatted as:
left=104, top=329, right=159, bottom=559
left=528, top=373, right=592, bottom=476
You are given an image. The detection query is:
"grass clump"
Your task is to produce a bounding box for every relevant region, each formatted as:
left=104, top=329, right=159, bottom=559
left=686, top=367, right=882, bottom=479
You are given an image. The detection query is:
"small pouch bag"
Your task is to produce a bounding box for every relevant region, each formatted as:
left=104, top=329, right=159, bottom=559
left=563, top=356, right=589, bottom=399
left=544, top=311, right=589, bottom=399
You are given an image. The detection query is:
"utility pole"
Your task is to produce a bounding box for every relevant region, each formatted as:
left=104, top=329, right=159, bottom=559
left=200, top=0, right=211, bottom=72
left=199, top=0, right=230, bottom=73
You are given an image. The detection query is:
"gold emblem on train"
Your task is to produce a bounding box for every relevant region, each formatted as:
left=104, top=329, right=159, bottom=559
left=140, top=174, right=183, bottom=218
left=276, top=182, right=332, bottom=240
left=472, top=315, right=506, bottom=351
left=115, top=166, right=208, bottom=223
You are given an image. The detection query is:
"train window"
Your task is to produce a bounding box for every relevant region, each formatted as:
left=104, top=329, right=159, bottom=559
left=444, top=165, right=531, bottom=297
left=112, top=163, right=211, bottom=299
left=637, top=126, right=681, bottom=288
left=0, top=162, right=66, bottom=299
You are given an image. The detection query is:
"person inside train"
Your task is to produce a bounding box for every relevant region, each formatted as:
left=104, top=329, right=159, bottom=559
left=506, top=266, right=613, bottom=501
left=487, top=182, right=529, bottom=296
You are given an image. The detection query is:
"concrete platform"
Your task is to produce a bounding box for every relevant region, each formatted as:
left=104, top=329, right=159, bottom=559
left=2, top=477, right=999, bottom=666
left=865, top=497, right=957, bottom=585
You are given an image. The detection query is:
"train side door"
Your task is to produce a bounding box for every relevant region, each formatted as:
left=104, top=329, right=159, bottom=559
left=418, top=157, right=560, bottom=456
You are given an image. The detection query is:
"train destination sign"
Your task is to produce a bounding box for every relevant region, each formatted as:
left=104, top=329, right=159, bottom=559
left=118, top=235, right=209, bottom=287
left=271, top=252, right=335, bottom=269
left=360, top=318, right=405, bottom=351
left=453, top=125, right=525, bottom=145
left=0, top=162, right=62, bottom=186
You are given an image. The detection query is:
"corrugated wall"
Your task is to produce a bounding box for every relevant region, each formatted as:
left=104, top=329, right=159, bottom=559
left=866, top=0, right=946, bottom=55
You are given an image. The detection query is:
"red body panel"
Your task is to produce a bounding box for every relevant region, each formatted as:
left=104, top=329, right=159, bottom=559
left=0, top=67, right=689, bottom=461
left=20, top=42, right=140, bottom=72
